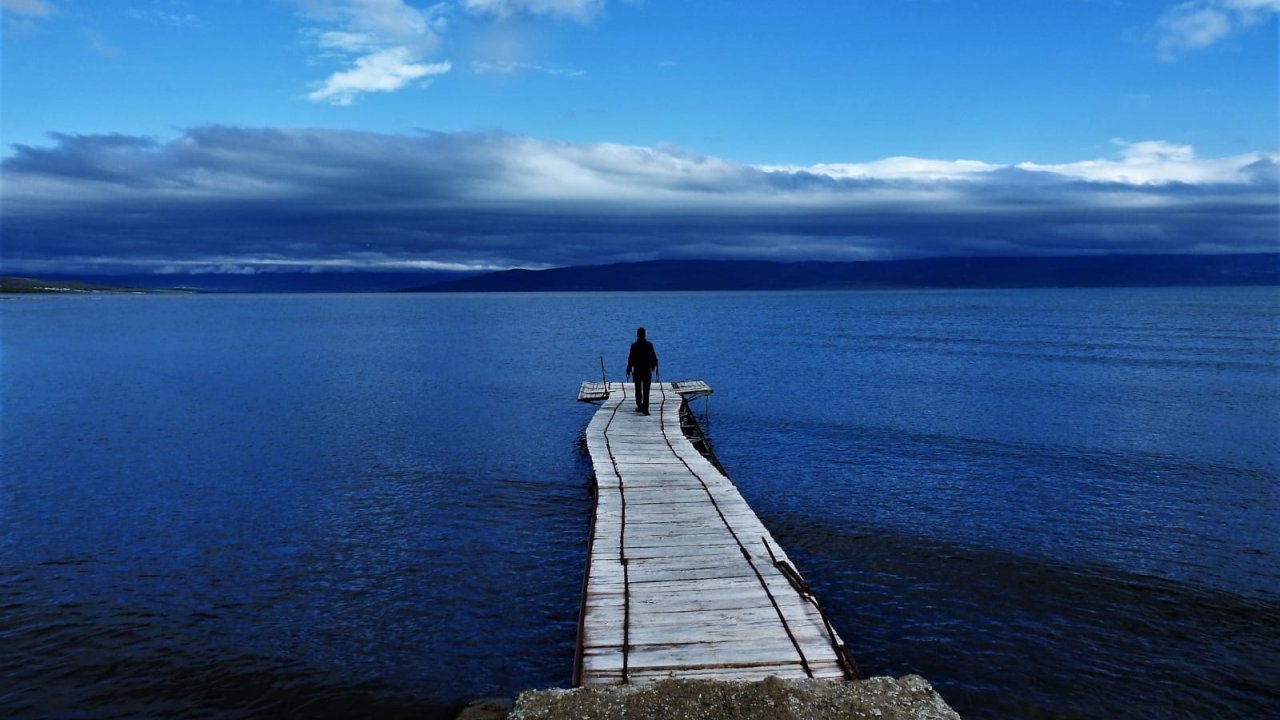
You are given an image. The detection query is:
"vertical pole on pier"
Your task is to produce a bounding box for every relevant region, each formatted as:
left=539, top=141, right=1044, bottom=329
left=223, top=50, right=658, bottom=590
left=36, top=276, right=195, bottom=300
left=599, top=356, right=607, bottom=388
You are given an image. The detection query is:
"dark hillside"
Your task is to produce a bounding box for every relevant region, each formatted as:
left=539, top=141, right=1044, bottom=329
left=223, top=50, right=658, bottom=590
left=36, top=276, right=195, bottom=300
left=405, top=254, right=1280, bottom=292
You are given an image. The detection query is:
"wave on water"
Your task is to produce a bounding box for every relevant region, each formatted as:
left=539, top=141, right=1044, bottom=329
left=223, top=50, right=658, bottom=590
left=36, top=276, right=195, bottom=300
left=765, top=517, right=1280, bottom=720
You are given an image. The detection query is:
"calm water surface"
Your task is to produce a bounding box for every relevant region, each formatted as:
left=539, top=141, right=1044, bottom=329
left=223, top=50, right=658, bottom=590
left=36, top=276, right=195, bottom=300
left=2, top=288, right=1277, bottom=718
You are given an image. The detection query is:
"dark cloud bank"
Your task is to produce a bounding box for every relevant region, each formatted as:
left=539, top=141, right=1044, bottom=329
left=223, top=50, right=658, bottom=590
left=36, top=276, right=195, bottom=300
left=2, top=126, right=1277, bottom=279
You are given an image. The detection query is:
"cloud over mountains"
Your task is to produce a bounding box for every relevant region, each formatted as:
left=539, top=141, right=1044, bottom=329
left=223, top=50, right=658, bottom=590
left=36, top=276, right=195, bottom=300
left=2, top=127, right=1276, bottom=275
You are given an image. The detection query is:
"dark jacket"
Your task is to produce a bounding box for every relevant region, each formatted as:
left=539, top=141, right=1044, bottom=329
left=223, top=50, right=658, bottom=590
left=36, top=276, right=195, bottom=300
left=627, top=339, right=659, bottom=376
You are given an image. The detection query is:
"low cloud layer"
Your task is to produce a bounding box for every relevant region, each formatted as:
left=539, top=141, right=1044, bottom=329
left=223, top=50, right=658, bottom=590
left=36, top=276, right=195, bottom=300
left=2, top=127, right=1276, bottom=275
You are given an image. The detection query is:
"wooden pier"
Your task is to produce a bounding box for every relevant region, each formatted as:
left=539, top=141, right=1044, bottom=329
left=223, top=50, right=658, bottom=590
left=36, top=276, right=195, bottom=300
left=574, top=380, right=858, bottom=686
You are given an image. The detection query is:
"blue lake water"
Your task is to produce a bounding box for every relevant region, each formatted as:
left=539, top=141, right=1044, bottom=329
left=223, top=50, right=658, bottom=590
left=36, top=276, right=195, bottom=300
left=2, top=288, right=1277, bottom=719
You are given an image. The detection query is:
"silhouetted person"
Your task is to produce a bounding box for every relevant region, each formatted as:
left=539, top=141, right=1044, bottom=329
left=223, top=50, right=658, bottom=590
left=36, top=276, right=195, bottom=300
left=626, top=327, right=659, bottom=415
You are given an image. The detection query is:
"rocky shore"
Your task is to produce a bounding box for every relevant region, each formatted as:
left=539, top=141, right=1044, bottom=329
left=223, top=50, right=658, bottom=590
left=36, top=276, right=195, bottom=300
left=458, top=675, right=960, bottom=720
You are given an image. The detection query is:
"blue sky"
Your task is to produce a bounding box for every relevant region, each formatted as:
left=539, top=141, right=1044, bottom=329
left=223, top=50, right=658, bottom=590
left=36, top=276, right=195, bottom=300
left=2, top=0, right=1277, bottom=274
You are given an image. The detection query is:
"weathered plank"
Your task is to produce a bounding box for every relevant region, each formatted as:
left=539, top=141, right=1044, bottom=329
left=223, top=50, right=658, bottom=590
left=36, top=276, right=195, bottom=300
left=575, top=380, right=854, bottom=686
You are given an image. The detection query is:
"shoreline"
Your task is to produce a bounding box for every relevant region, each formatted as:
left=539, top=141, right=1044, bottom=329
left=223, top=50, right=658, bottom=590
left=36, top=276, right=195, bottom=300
left=458, top=676, right=960, bottom=719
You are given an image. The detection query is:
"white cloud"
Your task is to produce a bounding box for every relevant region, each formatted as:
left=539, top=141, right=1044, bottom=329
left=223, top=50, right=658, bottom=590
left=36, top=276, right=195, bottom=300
left=316, top=30, right=378, bottom=52
left=462, top=0, right=603, bottom=22
left=1224, top=0, right=1280, bottom=10
left=151, top=256, right=500, bottom=274
left=126, top=7, right=204, bottom=28
left=293, top=0, right=611, bottom=103
left=766, top=140, right=1273, bottom=187
left=1017, top=139, right=1269, bottom=184
left=294, top=0, right=438, bottom=45
left=294, top=0, right=450, bottom=105
left=0, top=0, right=56, bottom=17
left=758, top=157, right=1001, bottom=183
left=472, top=59, right=585, bottom=76
left=309, top=48, right=452, bottom=105
left=1113, top=139, right=1196, bottom=162
left=1, top=0, right=55, bottom=32
left=1156, top=0, right=1280, bottom=60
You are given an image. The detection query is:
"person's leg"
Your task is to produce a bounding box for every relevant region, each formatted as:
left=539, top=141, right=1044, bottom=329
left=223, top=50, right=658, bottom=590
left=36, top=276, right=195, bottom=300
left=640, top=375, right=651, bottom=413
left=634, top=373, right=646, bottom=410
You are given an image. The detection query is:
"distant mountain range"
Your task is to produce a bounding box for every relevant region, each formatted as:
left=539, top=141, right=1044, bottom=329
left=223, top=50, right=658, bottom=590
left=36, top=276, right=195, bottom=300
left=9, top=271, right=470, bottom=294
left=0, top=276, right=164, bottom=294
left=6, top=254, right=1276, bottom=294
left=405, top=253, right=1280, bottom=292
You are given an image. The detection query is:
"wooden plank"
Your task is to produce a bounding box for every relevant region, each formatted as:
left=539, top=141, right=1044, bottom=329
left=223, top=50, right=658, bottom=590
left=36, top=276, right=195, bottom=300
left=588, top=585, right=816, bottom=616
left=575, top=378, right=852, bottom=686
left=591, top=575, right=763, bottom=596
left=582, top=638, right=806, bottom=670
left=624, top=663, right=807, bottom=683
left=586, top=615, right=836, bottom=650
